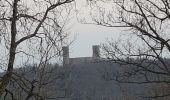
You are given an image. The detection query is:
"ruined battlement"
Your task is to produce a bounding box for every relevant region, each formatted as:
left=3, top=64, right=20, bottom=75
left=62, top=45, right=100, bottom=66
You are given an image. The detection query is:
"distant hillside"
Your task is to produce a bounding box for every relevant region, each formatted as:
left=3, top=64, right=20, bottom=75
left=1, top=60, right=170, bottom=100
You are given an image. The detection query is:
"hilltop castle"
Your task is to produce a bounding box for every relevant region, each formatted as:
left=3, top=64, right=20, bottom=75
left=62, top=45, right=101, bottom=65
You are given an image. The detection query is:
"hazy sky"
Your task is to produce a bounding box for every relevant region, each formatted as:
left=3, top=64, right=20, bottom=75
left=67, top=0, right=122, bottom=58
left=69, top=22, right=122, bottom=58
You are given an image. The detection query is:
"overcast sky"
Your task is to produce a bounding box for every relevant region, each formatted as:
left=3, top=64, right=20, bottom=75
left=66, top=0, right=122, bottom=58
left=68, top=21, right=122, bottom=58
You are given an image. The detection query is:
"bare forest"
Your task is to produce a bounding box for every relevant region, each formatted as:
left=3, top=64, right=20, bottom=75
left=0, top=0, right=170, bottom=100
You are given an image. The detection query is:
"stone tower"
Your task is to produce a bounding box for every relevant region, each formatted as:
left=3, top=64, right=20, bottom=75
left=92, top=45, right=100, bottom=59
left=62, top=46, right=69, bottom=65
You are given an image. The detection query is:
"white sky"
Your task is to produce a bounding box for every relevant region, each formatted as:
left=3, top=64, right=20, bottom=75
left=68, top=21, right=122, bottom=58
left=67, top=0, right=122, bottom=58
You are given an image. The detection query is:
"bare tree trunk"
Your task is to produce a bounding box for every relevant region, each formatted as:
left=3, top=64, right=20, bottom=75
left=0, top=0, right=18, bottom=95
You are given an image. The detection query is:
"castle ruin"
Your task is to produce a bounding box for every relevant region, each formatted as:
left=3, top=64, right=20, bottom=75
left=62, top=45, right=100, bottom=66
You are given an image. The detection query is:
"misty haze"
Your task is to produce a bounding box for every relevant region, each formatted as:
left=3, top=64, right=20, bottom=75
left=0, top=0, right=170, bottom=100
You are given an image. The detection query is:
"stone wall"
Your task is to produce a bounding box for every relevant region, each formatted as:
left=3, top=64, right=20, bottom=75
left=62, top=45, right=100, bottom=66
